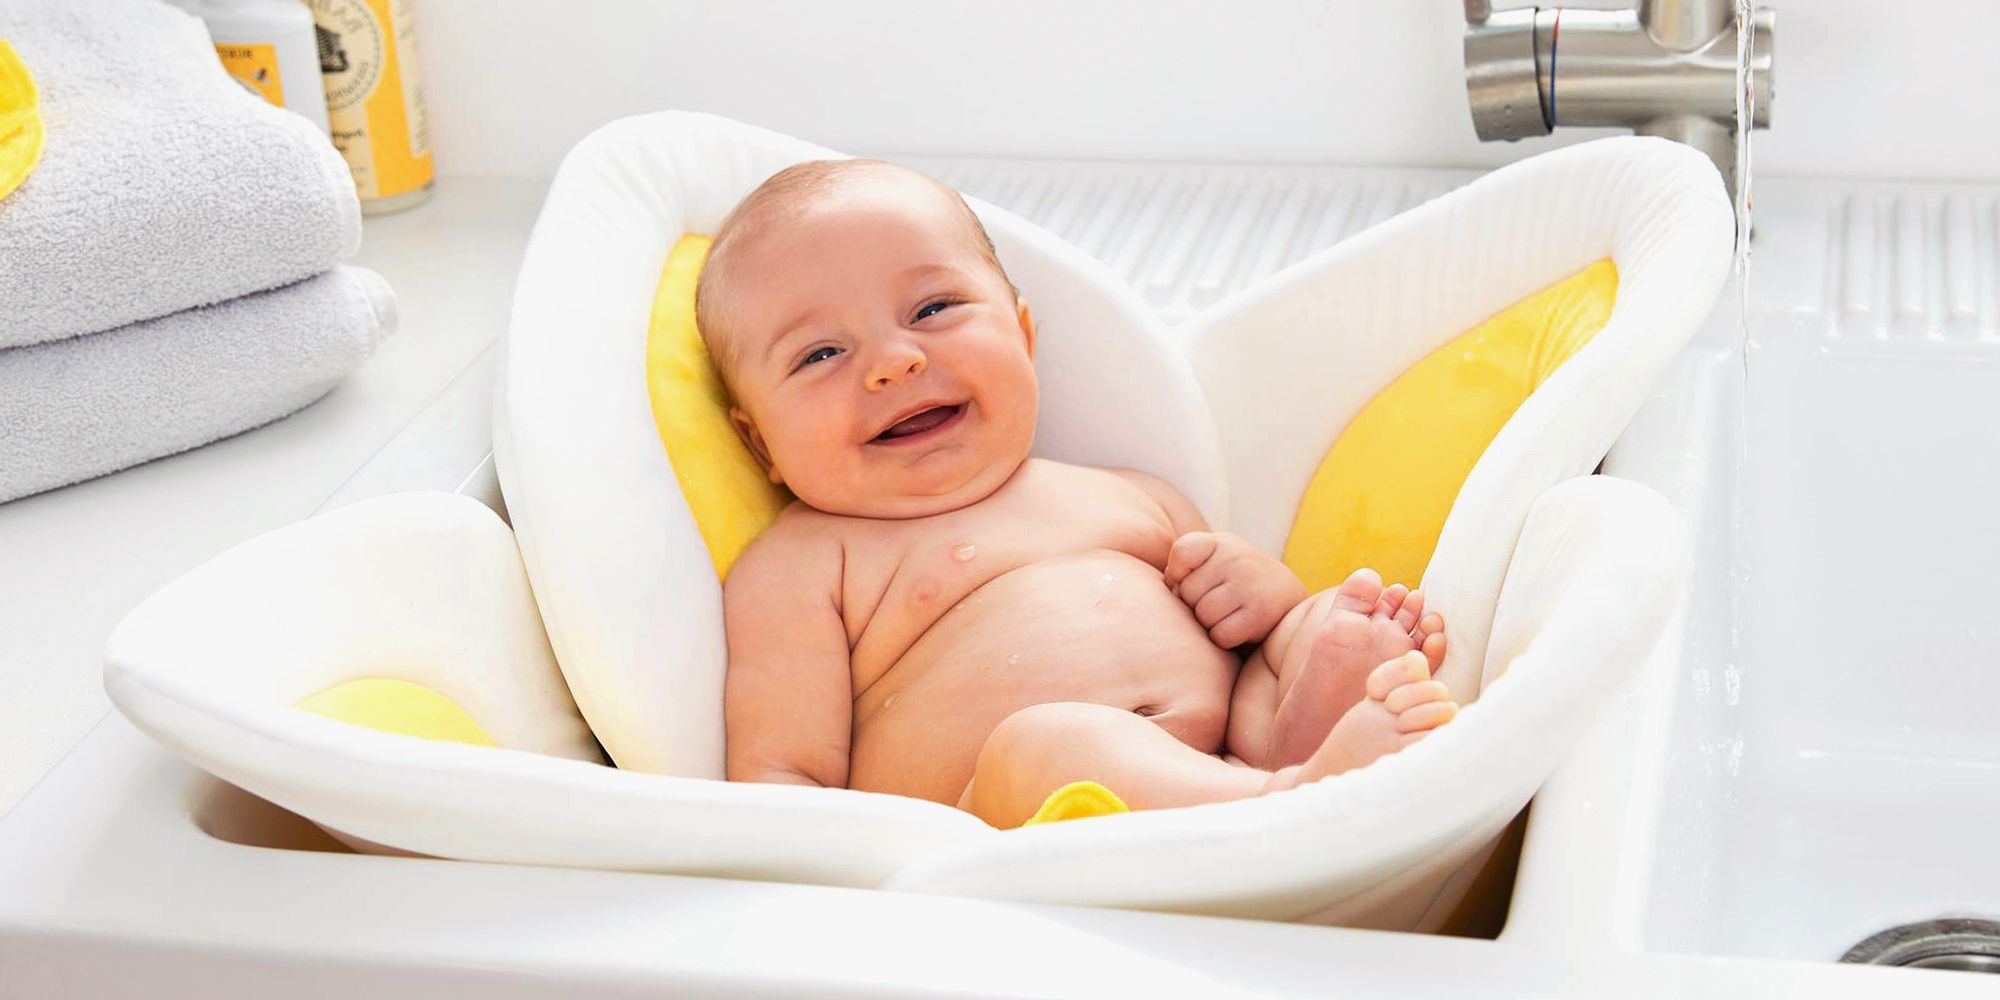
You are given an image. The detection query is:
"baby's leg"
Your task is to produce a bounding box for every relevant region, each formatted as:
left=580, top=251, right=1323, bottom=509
left=1226, top=569, right=1446, bottom=770
left=1290, top=651, right=1458, bottom=781
left=960, top=703, right=1269, bottom=828
left=962, top=667, right=1457, bottom=829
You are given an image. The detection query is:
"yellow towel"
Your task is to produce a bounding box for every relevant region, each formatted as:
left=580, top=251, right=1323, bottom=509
left=0, top=40, right=44, bottom=202
left=1023, top=781, right=1130, bottom=826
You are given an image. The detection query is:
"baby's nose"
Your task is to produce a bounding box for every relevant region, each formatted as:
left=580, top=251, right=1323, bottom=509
left=867, top=343, right=927, bottom=389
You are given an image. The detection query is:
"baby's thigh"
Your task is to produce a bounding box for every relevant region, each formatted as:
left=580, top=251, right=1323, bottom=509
left=1142, top=687, right=1231, bottom=756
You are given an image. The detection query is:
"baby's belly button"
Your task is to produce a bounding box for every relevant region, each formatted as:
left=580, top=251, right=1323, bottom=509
left=866, top=555, right=1221, bottom=702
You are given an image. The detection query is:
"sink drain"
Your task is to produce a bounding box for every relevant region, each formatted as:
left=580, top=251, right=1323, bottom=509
left=1843, top=918, right=2000, bottom=973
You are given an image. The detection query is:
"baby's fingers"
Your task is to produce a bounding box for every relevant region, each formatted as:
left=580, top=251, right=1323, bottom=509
left=1191, top=582, right=1240, bottom=630
left=1163, top=531, right=1219, bottom=589
left=1209, top=607, right=1262, bottom=649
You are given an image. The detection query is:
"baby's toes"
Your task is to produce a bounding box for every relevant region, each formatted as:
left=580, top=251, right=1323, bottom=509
left=1375, top=583, right=1409, bottom=622
left=1383, top=679, right=1452, bottom=714
left=1421, top=629, right=1447, bottom=670
left=1330, top=568, right=1384, bottom=615
left=1416, top=613, right=1447, bottom=666
left=1364, top=650, right=1432, bottom=701
left=1391, top=588, right=1422, bottom=634
left=1395, top=699, right=1458, bottom=734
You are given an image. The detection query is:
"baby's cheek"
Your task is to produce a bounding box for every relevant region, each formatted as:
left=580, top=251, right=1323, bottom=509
left=989, top=370, right=1040, bottom=435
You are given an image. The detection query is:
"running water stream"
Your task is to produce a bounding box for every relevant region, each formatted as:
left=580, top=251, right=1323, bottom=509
left=1723, top=1, right=1758, bottom=714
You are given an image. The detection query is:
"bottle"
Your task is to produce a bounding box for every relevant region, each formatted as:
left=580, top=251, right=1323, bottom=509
left=172, top=0, right=332, bottom=136
left=306, top=0, right=435, bottom=215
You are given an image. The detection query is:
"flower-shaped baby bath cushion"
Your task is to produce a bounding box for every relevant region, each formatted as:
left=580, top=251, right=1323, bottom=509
left=107, top=113, right=1732, bottom=925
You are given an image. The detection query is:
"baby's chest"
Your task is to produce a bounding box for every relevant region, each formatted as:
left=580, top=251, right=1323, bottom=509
left=847, top=485, right=1176, bottom=640
left=919, top=486, right=1173, bottom=580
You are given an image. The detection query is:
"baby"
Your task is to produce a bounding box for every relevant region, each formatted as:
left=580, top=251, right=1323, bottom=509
left=700, top=159, right=1457, bottom=828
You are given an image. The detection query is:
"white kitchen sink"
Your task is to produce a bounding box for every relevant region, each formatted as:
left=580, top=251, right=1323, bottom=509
left=6, top=165, right=1998, bottom=995
left=1506, top=178, right=2000, bottom=978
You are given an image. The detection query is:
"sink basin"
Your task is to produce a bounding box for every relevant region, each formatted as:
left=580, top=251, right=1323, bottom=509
left=1506, top=177, right=2000, bottom=973
left=7, top=162, right=1997, bottom=995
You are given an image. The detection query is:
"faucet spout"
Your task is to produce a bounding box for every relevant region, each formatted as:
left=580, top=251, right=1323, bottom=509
left=1462, top=1, right=1775, bottom=197
left=1639, top=0, right=1735, bottom=52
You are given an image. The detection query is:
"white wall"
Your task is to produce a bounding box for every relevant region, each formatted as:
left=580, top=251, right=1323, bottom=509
left=411, top=0, right=1999, bottom=182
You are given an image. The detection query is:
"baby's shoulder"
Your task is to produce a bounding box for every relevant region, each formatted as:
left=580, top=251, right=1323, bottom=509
left=1096, top=465, right=1208, bottom=535
left=728, top=501, right=846, bottom=588
left=1018, top=457, right=1137, bottom=492
left=1027, top=457, right=1156, bottom=488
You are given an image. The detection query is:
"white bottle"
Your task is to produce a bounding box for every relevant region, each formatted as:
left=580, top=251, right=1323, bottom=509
left=171, top=0, right=331, bottom=136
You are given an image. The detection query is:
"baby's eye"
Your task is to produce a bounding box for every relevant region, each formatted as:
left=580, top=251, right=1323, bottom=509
left=913, top=299, right=954, bottom=322
left=799, top=346, right=841, bottom=368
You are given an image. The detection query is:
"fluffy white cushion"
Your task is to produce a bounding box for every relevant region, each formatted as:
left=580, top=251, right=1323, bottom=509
left=104, top=116, right=1731, bottom=923
left=1182, top=135, right=1734, bottom=703
left=104, top=492, right=992, bottom=885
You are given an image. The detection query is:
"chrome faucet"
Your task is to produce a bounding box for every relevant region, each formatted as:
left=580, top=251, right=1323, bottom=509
left=1463, top=0, right=1773, bottom=195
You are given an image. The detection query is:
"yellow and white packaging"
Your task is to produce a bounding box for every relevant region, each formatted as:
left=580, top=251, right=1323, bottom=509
left=308, top=0, right=434, bottom=213
left=173, top=0, right=331, bottom=135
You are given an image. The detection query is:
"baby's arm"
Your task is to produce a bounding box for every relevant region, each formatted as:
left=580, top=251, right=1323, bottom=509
left=722, top=519, right=853, bottom=789
left=1114, top=469, right=1307, bottom=650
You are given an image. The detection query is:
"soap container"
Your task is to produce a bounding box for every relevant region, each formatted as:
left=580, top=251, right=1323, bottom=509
left=172, top=0, right=331, bottom=136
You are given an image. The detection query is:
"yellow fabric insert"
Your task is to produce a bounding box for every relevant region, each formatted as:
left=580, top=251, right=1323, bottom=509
left=0, top=41, right=45, bottom=203
left=1283, top=260, right=1618, bottom=593
left=1023, top=781, right=1130, bottom=826
left=645, top=235, right=794, bottom=579
left=296, top=678, right=498, bottom=747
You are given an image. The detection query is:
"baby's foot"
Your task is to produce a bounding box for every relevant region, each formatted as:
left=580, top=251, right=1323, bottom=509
left=1285, top=651, right=1458, bottom=785
left=1269, top=570, right=1447, bottom=767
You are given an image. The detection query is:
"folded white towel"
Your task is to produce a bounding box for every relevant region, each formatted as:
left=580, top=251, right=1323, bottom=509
left=0, top=266, right=395, bottom=503
left=0, top=0, right=361, bottom=349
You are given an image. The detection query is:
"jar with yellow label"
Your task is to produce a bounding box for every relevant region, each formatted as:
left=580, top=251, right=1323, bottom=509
left=170, top=0, right=331, bottom=135
left=307, top=0, right=434, bottom=214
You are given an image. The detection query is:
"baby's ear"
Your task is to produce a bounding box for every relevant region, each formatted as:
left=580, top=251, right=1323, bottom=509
left=728, top=406, right=783, bottom=485
left=1016, top=298, right=1036, bottom=359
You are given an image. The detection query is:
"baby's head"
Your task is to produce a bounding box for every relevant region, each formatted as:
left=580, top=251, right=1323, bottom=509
left=696, top=159, right=1038, bottom=519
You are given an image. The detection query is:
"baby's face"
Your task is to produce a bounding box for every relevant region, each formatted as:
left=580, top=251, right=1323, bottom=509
left=718, top=172, right=1039, bottom=519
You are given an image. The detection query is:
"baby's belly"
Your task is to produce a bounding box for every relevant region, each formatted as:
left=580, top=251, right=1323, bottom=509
left=849, top=551, right=1239, bottom=805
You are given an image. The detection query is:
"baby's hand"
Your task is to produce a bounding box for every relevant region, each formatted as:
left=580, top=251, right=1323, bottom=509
left=1162, top=531, right=1309, bottom=650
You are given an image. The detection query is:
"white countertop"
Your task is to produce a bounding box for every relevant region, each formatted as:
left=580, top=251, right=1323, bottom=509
left=0, top=177, right=547, bottom=815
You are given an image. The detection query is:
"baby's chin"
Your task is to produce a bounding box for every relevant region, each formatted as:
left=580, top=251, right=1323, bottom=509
left=794, top=454, right=1025, bottom=520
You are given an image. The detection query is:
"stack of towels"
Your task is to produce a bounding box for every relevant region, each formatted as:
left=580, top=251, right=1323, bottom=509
left=0, top=0, right=394, bottom=504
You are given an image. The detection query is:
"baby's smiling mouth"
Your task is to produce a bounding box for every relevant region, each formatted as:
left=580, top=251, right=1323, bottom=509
left=871, top=402, right=967, bottom=444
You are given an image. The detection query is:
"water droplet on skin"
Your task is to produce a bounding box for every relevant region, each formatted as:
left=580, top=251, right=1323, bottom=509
left=1099, top=574, right=1114, bottom=584
left=1006, top=653, right=1021, bottom=665
left=952, top=543, right=977, bottom=562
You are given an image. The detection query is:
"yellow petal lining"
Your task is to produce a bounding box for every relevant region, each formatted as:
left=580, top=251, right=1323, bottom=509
left=1282, top=261, right=1618, bottom=591
left=644, top=235, right=794, bottom=580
